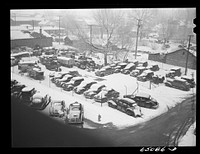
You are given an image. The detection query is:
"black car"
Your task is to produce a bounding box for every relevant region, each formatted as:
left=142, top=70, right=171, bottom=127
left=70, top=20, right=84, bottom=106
left=19, top=86, right=37, bottom=105
left=137, top=61, right=148, bottom=67
left=51, top=72, right=70, bottom=83
left=30, top=92, right=52, bottom=110
left=121, top=63, right=136, bottom=74
left=62, top=77, right=84, bottom=91
left=74, top=81, right=97, bottom=94
left=180, top=75, right=195, bottom=88
left=55, top=74, right=73, bottom=87
left=114, top=62, right=128, bottom=73
left=166, top=67, right=181, bottom=78
left=123, top=92, right=159, bottom=109
left=84, top=84, right=106, bottom=99
left=93, top=88, right=120, bottom=103
left=137, top=70, right=154, bottom=82
left=146, top=64, right=159, bottom=71
left=95, top=65, right=114, bottom=77
left=11, top=83, right=26, bottom=98
left=107, top=98, right=142, bottom=117
left=164, top=78, right=190, bottom=91
left=152, top=74, right=165, bottom=84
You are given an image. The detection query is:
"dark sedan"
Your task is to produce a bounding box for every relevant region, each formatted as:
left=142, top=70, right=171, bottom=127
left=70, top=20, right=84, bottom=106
left=123, top=92, right=159, bottom=109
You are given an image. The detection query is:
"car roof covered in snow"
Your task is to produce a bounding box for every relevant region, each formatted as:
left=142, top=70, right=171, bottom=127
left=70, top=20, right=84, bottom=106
left=90, top=83, right=105, bottom=90
left=118, top=62, right=128, bottom=66
left=21, top=86, right=35, bottom=92
left=136, top=66, right=146, bottom=70
left=57, top=56, right=73, bottom=60
left=181, top=75, right=193, bottom=80
left=32, top=91, right=48, bottom=99
left=120, top=98, right=136, bottom=104
left=170, top=67, right=181, bottom=70
left=124, top=63, right=135, bottom=69
left=71, top=77, right=84, bottom=81
left=135, top=92, right=150, bottom=98
left=143, top=70, right=154, bottom=74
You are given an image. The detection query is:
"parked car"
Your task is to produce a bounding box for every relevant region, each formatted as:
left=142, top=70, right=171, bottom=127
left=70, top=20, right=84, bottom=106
left=84, top=84, right=106, bottom=99
left=114, top=62, right=128, bottom=73
left=51, top=72, right=70, bottom=83
left=30, top=91, right=51, bottom=110
left=62, top=77, right=84, bottom=91
left=164, top=78, right=190, bottom=91
left=49, top=100, right=66, bottom=118
left=11, top=83, right=26, bottom=98
left=74, top=81, right=97, bottom=94
left=137, top=61, right=148, bottom=67
left=66, top=102, right=84, bottom=124
left=146, top=64, right=159, bottom=71
left=94, top=87, right=120, bottom=103
left=121, top=63, right=136, bottom=74
left=130, top=67, right=146, bottom=77
left=19, top=86, right=37, bottom=105
left=11, top=79, right=18, bottom=88
left=123, top=92, right=159, bottom=109
left=55, top=74, right=73, bottom=87
left=28, top=67, right=44, bottom=80
left=130, top=70, right=140, bottom=77
left=166, top=67, right=181, bottom=78
left=107, top=98, right=142, bottom=117
left=137, top=70, right=154, bottom=82
left=180, top=75, right=195, bottom=88
left=95, top=65, right=114, bottom=77
left=152, top=74, right=165, bottom=84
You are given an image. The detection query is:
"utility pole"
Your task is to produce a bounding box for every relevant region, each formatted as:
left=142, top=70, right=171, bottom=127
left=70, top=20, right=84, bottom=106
left=89, top=24, right=93, bottom=44
left=32, top=20, right=34, bottom=30
left=185, top=34, right=193, bottom=75
left=59, top=16, right=60, bottom=45
left=135, top=19, right=142, bottom=59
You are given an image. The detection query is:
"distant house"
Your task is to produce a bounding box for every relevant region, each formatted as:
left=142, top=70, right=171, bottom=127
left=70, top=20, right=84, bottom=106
left=148, top=48, right=196, bottom=70
left=64, top=36, right=73, bottom=46
left=10, top=16, right=43, bottom=27
left=11, top=27, right=53, bottom=49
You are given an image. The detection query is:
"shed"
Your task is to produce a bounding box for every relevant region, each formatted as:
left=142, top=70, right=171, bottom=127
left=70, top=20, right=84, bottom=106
left=165, top=48, right=196, bottom=70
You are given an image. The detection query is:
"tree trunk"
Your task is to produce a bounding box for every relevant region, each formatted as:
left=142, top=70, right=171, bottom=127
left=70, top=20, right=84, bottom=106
left=104, top=52, right=107, bottom=66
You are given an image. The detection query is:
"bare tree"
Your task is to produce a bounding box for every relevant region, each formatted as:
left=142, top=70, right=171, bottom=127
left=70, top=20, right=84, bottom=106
left=88, top=9, right=125, bottom=65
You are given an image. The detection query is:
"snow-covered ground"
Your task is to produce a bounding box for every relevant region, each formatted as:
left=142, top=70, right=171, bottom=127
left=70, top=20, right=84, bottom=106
left=11, top=59, right=195, bottom=129
left=11, top=41, right=196, bottom=129
left=178, top=121, right=196, bottom=146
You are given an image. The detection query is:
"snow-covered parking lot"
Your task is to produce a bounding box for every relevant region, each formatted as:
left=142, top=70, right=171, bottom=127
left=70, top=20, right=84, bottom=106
left=11, top=59, right=196, bottom=129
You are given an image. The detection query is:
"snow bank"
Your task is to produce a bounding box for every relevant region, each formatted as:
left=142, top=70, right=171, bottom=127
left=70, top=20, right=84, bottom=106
left=178, top=121, right=196, bottom=146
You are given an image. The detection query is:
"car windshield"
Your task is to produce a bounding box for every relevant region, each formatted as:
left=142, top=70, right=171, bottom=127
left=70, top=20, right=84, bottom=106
left=70, top=106, right=80, bottom=111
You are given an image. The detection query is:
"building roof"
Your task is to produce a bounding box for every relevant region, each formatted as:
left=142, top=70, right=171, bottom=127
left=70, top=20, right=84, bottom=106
left=166, top=48, right=196, bottom=57
left=10, top=16, right=44, bottom=21
left=11, top=28, right=52, bottom=40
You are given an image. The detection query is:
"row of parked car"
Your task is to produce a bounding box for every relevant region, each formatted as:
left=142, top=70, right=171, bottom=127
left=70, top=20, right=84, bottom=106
left=95, top=60, right=164, bottom=84
left=11, top=79, right=84, bottom=124
left=49, top=70, right=161, bottom=118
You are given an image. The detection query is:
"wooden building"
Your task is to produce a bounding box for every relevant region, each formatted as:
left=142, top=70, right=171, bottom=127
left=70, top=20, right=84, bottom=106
left=148, top=48, right=196, bottom=70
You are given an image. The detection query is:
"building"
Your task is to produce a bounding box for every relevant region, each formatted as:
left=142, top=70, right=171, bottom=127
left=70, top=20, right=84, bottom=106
left=11, top=27, right=53, bottom=49
left=148, top=48, right=196, bottom=70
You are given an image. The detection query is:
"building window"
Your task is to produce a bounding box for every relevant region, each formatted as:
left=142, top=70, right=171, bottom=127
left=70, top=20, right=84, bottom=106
left=183, top=52, right=185, bottom=55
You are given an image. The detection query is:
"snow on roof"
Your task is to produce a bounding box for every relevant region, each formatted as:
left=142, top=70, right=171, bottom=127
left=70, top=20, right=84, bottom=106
left=124, top=63, right=135, bottom=69
left=21, top=86, right=35, bottom=92
left=11, top=30, right=33, bottom=40
left=11, top=16, right=43, bottom=21
left=57, top=56, right=73, bottom=61
left=71, top=77, right=84, bottom=81
left=120, top=98, right=136, bottom=104
left=135, top=92, right=150, bottom=98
